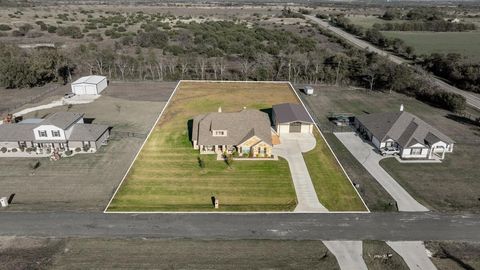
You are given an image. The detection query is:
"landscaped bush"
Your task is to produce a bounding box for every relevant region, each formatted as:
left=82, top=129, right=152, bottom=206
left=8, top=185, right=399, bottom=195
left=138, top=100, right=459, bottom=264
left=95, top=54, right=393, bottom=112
left=1, top=147, right=7, bottom=153
left=83, top=146, right=90, bottom=152
left=12, top=148, right=17, bottom=152
left=64, top=150, right=73, bottom=156
left=0, top=24, right=11, bottom=31
left=75, top=147, right=81, bottom=152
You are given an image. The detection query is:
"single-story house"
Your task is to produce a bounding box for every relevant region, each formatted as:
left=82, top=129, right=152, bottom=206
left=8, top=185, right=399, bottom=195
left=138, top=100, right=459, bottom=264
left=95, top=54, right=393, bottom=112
left=71, top=75, right=108, bottom=95
left=272, top=103, right=314, bottom=135
left=0, top=111, right=109, bottom=155
left=354, top=111, right=454, bottom=160
left=192, top=108, right=274, bottom=157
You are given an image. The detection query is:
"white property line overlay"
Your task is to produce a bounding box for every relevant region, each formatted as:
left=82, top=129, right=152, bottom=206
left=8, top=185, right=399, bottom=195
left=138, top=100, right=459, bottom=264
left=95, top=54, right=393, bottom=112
left=104, top=80, right=369, bottom=213
left=286, top=81, right=370, bottom=213
left=103, top=80, right=182, bottom=213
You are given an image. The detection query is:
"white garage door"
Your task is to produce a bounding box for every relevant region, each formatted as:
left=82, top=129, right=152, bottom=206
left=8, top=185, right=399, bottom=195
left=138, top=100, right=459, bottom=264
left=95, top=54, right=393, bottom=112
left=73, top=85, right=85, bottom=95
left=85, top=85, right=97, bottom=95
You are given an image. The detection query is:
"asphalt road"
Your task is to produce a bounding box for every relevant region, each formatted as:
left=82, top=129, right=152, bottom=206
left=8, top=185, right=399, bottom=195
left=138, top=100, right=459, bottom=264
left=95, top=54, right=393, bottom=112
left=1, top=212, right=479, bottom=241
left=306, top=15, right=480, bottom=110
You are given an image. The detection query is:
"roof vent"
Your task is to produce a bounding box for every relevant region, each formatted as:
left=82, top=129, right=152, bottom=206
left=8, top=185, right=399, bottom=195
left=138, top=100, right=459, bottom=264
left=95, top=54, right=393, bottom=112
left=218, top=107, right=222, bottom=113
left=400, top=104, right=404, bottom=112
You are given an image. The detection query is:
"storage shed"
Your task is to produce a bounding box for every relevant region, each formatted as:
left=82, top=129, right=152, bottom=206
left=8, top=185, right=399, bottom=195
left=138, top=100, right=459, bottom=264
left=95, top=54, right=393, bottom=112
left=71, top=75, right=107, bottom=95
left=272, top=103, right=314, bottom=135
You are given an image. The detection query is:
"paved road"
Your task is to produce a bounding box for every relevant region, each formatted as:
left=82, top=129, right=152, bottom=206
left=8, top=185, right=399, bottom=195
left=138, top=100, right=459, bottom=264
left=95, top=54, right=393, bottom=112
left=306, top=15, right=480, bottom=110
left=388, top=241, right=438, bottom=270
left=324, top=241, right=368, bottom=270
left=273, top=133, right=328, bottom=212
left=1, top=212, right=479, bottom=241
left=335, top=132, right=429, bottom=212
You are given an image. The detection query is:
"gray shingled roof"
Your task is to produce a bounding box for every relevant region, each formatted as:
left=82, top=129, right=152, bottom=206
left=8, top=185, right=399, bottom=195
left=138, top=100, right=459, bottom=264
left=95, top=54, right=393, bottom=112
left=356, top=111, right=454, bottom=148
left=68, top=124, right=109, bottom=141
left=192, top=109, right=272, bottom=146
left=272, top=103, right=312, bottom=124
left=42, top=112, right=84, bottom=129
left=0, top=123, right=36, bottom=141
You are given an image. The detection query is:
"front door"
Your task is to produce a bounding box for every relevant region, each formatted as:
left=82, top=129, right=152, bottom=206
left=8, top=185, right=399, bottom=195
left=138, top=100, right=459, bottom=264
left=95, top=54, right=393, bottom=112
left=289, top=122, right=302, bottom=133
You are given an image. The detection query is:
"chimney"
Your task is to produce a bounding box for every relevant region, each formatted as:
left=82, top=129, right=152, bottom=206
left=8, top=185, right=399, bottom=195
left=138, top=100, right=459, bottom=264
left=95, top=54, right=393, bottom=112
left=218, top=107, right=222, bottom=113
left=400, top=104, right=404, bottom=112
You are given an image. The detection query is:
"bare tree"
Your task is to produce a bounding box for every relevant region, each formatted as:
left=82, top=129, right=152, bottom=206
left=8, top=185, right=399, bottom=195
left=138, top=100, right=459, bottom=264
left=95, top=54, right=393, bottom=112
left=240, top=57, right=254, bottom=81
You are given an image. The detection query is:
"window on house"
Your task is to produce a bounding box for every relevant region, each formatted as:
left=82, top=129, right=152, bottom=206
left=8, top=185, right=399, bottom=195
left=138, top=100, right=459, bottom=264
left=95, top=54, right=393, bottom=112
left=213, top=130, right=227, bottom=136
left=51, top=130, right=61, bottom=137
left=411, top=148, right=422, bottom=155
left=38, top=130, right=47, bottom=137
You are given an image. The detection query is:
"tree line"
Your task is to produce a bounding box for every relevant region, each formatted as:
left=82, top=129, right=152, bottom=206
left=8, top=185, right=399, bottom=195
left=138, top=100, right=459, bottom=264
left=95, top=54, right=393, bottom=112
left=0, top=20, right=466, bottom=112
left=372, top=21, right=475, bottom=32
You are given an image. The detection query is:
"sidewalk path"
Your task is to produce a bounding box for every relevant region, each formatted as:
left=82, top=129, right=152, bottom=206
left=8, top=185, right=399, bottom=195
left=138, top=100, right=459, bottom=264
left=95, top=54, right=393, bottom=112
left=335, top=132, right=428, bottom=212
left=387, top=241, right=437, bottom=270
left=323, top=241, right=368, bottom=270
left=272, top=133, right=328, bottom=212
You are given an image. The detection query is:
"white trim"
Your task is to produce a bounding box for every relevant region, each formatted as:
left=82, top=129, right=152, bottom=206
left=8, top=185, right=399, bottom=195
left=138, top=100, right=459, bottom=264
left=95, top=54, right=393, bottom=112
left=104, top=80, right=370, bottom=213
left=103, top=80, right=182, bottom=213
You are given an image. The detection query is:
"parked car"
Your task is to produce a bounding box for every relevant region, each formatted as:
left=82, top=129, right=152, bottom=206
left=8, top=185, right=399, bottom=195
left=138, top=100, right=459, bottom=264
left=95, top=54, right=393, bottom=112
left=64, top=93, right=75, bottom=99
left=380, top=147, right=400, bottom=156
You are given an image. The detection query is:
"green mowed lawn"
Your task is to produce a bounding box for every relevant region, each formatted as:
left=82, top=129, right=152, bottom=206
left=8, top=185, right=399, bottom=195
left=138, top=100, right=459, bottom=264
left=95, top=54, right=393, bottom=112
left=108, top=82, right=366, bottom=211
left=381, top=31, right=480, bottom=61
left=304, top=131, right=366, bottom=211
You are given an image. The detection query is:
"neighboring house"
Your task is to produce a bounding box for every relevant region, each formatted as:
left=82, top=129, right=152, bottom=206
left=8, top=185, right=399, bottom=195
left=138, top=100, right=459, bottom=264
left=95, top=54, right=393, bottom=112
left=272, top=103, right=314, bottom=135
left=354, top=111, right=454, bottom=160
left=192, top=108, right=274, bottom=157
left=0, top=112, right=110, bottom=155
left=71, top=75, right=108, bottom=95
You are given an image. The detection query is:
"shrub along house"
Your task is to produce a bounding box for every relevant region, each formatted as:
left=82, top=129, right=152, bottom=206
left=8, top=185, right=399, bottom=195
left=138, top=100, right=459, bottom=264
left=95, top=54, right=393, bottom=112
left=354, top=110, right=454, bottom=160
left=0, top=111, right=109, bottom=156
left=192, top=108, right=275, bottom=157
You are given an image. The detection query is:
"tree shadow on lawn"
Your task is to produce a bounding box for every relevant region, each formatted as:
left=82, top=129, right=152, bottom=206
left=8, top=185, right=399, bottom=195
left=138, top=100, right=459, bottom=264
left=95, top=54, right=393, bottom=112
left=445, top=114, right=480, bottom=128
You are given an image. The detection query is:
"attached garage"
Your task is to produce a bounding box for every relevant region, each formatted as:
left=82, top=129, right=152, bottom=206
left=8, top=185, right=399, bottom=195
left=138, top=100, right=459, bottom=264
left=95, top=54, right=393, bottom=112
left=71, top=75, right=108, bottom=95
left=272, top=103, right=314, bottom=136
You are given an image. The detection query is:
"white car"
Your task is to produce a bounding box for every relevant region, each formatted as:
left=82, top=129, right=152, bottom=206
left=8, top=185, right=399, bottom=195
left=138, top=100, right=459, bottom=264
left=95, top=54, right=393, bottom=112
left=380, top=147, right=400, bottom=156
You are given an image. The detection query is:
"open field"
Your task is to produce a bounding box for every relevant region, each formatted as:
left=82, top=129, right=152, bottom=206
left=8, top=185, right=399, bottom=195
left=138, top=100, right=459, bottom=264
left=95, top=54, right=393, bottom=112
left=0, top=82, right=173, bottom=211
left=382, top=31, right=480, bottom=61
left=108, top=81, right=365, bottom=212
left=0, top=237, right=340, bottom=269
left=302, top=84, right=480, bottom=213
left=348, top=15, right=402, bottom=28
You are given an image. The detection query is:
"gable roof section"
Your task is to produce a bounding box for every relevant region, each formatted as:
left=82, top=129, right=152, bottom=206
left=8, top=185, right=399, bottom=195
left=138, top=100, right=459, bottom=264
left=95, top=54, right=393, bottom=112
left=68, top=124, right=109, bottom=141
left=272, top=103, right=313, bottom=124
left=0, top=123, right=36, bottom=141
left=192, top=109, right=272, bottom=146
left=41, top=112, right=84, bottom=130
left=72, top=75, right=106, bottom=85
left=356, top=111, right=454, bottom=148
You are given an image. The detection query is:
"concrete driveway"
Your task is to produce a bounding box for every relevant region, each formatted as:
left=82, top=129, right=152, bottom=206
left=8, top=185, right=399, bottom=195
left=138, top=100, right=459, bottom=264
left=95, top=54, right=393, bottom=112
left=272, top=133, right=328, bottom=212
left=334, top=132, right=428, bottom=212
left=323, top=241, right=368, bottom=270
left=387, top=241, right=437, bottom=270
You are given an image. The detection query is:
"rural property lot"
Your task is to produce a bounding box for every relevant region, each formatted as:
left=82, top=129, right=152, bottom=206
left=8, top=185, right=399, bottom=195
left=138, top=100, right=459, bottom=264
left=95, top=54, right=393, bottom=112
left=0, top=82, right=174, bottom=211
left=303, top=85, right=480, bottom=213
left=108, top=81, right=365, bottom=212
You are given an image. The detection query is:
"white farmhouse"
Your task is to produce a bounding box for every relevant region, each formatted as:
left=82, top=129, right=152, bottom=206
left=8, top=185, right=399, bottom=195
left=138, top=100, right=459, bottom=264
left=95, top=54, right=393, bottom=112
left=71, top=75, right=108, bottom=95
left=354, top=110, right=454, bottom=160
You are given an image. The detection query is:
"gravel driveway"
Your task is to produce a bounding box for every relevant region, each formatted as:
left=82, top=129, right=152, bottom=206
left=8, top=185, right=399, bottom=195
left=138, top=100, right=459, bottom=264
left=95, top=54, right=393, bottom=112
left=334, top=132, right=428, bottom=212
